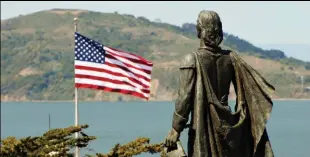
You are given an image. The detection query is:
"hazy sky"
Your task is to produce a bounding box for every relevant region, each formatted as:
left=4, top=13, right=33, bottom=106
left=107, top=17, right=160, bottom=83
left=1, top=1, right=309, bottom=60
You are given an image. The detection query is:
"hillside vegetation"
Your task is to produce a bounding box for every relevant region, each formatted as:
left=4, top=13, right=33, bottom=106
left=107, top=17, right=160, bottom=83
left=1, top=9, right=310, bottom=101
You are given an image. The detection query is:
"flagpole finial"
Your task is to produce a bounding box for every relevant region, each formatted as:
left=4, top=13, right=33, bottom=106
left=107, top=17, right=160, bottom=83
left=74, top=17, right=78, bottom=24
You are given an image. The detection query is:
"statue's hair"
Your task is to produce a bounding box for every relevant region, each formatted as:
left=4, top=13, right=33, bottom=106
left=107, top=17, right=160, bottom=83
left=196, top=10, right=223, bottom=48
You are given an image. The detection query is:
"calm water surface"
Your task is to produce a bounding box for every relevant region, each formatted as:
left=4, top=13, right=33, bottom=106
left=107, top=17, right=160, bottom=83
left=1, top=100, right=309, bottom=157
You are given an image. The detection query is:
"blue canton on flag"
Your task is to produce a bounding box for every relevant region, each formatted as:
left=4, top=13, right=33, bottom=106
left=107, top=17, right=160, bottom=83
left=75, top=32, right=105, bottom=64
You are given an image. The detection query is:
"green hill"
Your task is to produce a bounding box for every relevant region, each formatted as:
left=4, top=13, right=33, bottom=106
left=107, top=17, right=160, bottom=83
left=1, top=9, right=310, bottom=101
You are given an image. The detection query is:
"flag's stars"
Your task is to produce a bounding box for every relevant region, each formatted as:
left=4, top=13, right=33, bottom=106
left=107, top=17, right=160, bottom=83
left=74, top=33, right=105, bottom=64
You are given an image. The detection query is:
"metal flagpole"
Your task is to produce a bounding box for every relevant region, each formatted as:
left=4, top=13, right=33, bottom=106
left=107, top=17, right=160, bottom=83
left=74, top=17, right=80, bottom=157
left=49, top=114, right=51, bottom=130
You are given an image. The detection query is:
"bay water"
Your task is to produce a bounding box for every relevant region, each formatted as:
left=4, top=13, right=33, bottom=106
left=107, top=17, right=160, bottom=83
left=1, top=100, right=309, bottom=157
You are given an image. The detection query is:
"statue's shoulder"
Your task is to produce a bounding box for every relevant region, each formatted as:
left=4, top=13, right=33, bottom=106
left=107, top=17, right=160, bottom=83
left=220, top=48, right=234, bottom=55
left=219, top=49, right=240, bottom=67
left=180, top=52, right=196, bottom=69
left=221, top=49, right=244, bottom=68
left=220, top=48, right=239, bottom=59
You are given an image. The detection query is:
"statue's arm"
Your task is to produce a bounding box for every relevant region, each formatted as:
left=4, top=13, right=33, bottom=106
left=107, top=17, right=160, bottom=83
left=172, top=53, right=196, bottom=133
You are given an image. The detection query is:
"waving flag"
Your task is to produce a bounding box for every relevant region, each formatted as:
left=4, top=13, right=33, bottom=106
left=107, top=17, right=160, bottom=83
left=74, top=32, right=153, bottom=100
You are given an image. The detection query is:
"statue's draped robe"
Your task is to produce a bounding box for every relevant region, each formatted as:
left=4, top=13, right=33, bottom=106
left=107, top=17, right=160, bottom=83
left=172, top=49, right=275, bottom=157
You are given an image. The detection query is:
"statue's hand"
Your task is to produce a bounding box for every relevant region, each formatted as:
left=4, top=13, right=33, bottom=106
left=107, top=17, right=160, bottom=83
left=164, top=128, right=180, bottom=148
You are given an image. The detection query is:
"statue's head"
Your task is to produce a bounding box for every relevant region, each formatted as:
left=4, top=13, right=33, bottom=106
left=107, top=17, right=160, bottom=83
left=196, top=10, right=223, bottom=48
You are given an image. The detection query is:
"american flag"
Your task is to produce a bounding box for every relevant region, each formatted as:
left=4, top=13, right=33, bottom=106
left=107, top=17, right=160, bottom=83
left=74, top=32, right=153, bottom=100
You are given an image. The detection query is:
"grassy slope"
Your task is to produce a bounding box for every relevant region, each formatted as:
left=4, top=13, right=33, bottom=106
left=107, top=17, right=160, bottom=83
left=1, top=9, right=309, bottom=101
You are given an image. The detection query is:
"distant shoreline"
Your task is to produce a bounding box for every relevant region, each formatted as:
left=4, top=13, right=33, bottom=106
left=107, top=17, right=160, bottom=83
left=272, top=98, right=310, bottom=101
left=1, top=98, right=310, bottom=103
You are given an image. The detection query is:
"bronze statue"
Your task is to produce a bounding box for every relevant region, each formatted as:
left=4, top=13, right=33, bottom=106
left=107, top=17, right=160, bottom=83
left=164, top=10, right=275, bottom=157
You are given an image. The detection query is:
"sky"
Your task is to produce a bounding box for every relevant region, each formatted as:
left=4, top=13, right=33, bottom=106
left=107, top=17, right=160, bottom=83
left=1, top=1, right=309, bottom=61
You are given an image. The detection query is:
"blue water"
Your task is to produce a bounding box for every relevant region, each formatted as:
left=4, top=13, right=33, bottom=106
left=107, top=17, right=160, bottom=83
left=1, top=100, right=310, bottom=157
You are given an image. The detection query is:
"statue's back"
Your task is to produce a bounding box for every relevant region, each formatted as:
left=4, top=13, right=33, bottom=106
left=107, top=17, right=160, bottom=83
left=195, top=48, right=236, bottom=106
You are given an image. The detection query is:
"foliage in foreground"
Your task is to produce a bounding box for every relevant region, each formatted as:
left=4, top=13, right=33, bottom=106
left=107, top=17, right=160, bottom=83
left=87, top=137, right=166, bottom=157
left=0, top=124, right=167, bottom=157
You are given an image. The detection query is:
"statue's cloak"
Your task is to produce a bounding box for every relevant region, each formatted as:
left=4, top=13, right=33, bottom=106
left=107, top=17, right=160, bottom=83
left=188, top=51, right=274, bottom=157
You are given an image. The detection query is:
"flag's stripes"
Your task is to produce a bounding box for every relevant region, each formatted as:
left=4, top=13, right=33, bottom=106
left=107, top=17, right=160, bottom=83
left=76, top=83, right=149, bottom=100
left=105, top=58, right=151, bottom=79
left=105, top=49, right=152, bottom=71
left=105, top=47, right=153, bottom=65
left=75, top=78, right=150, bottom=98
left=75, top=74, right=150, bottom=91
left=105, top=50, right=153, bottom=69
left=75, top=61, right=151, bottom=86
left=104, top=47, right=140, bottom=60
left=105, top=54, right=152, bottom=74
left=75, top=70, right=150, bottom=89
